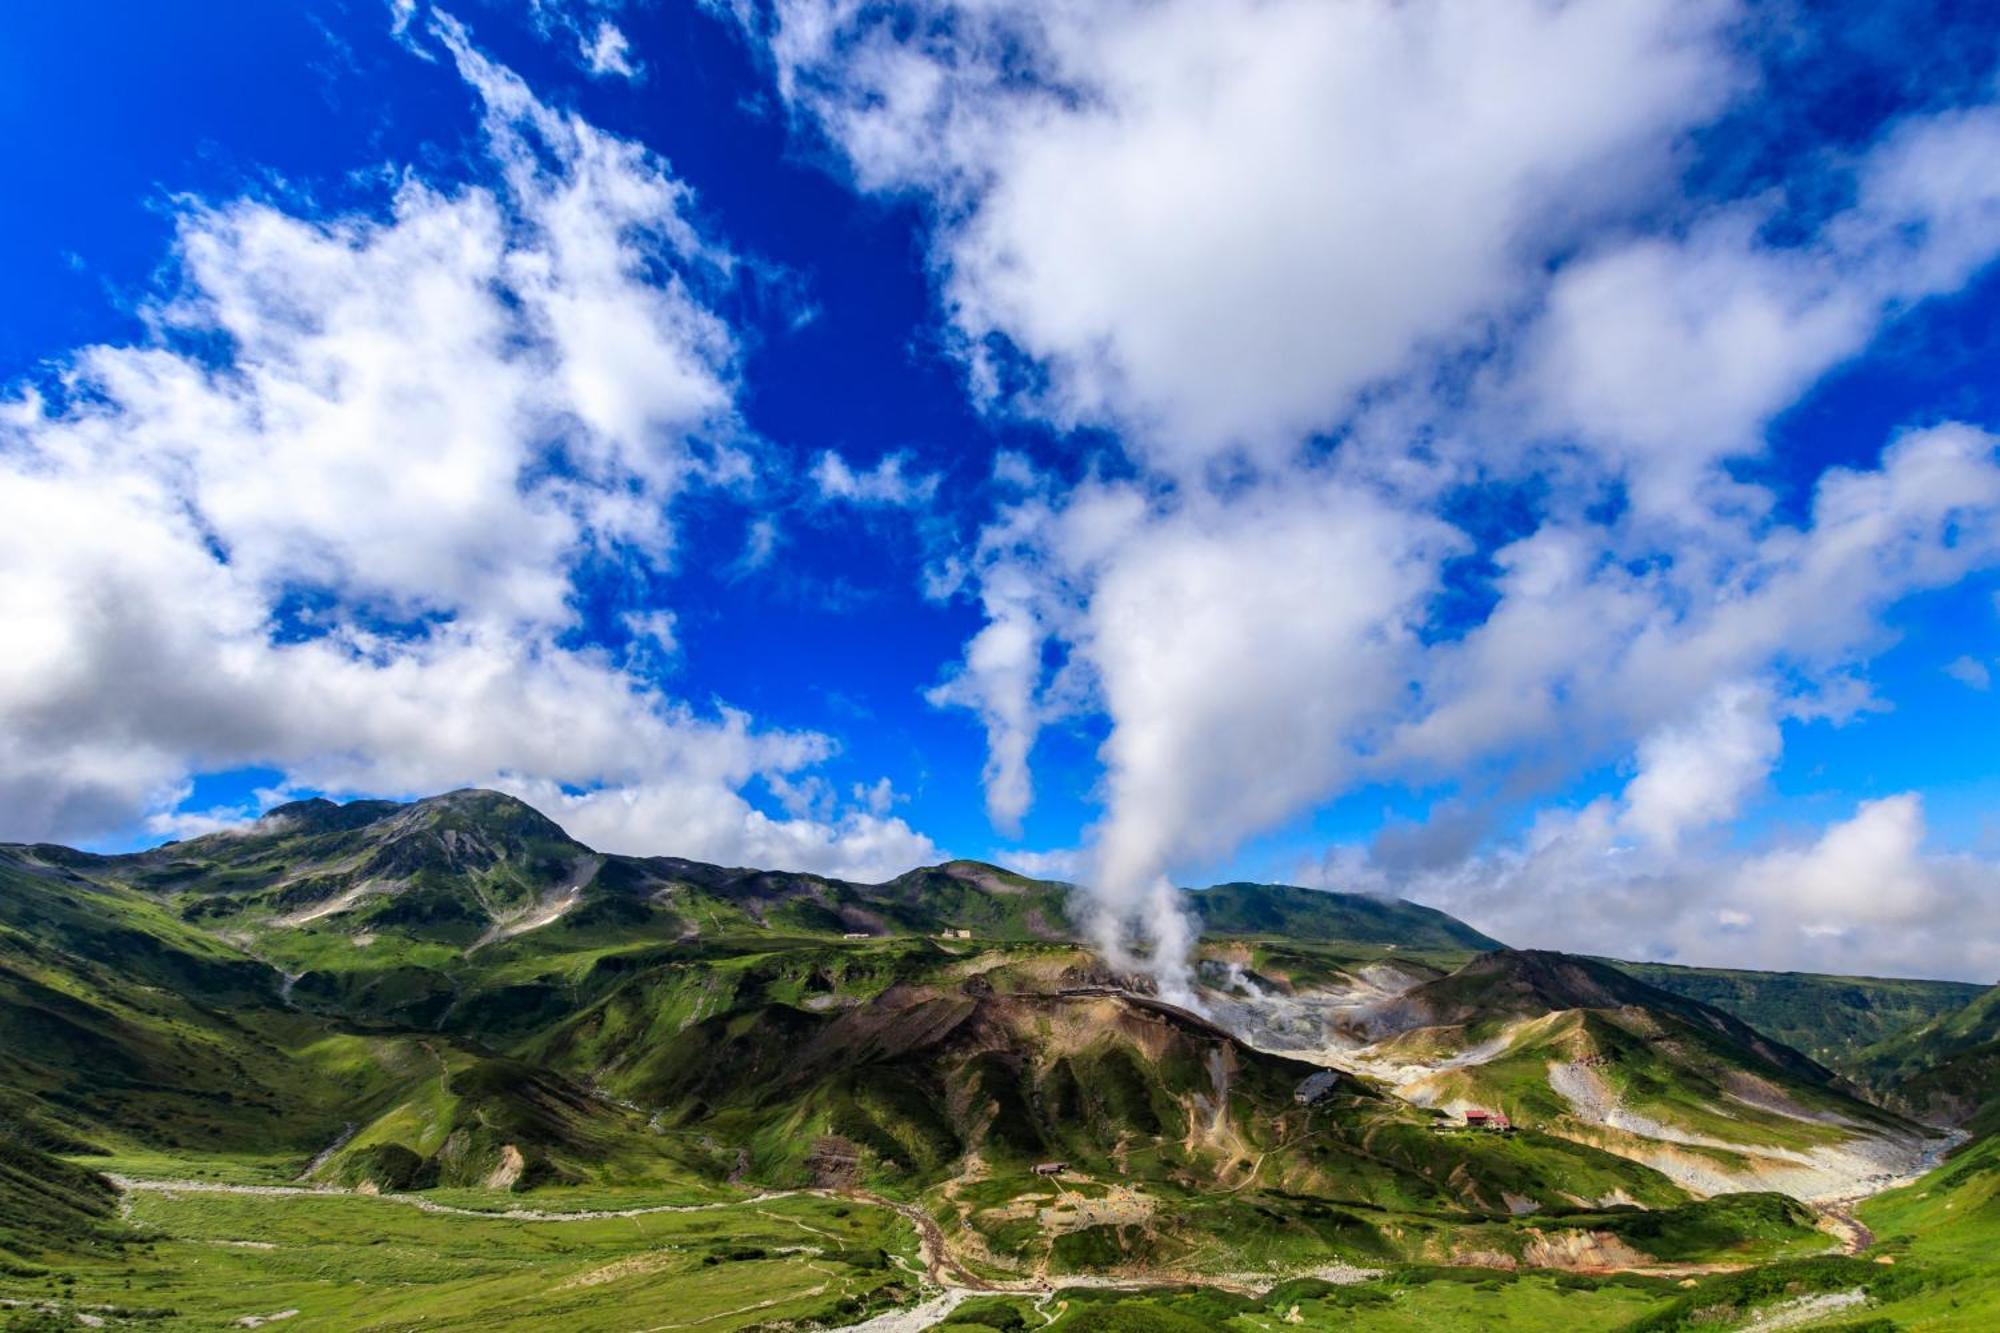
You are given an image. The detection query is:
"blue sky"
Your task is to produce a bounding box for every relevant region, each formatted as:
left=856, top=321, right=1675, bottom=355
left=2, top=1, right=1998, bottom=979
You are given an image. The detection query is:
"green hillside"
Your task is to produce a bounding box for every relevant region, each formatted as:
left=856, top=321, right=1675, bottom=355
left=0, top=1140, right=129, bottom=1265
left=1849, top=984, right=2000, bottom=1131
left=1386, top=951, right=1836, bottom=1083
left=1851, top=1128, right=2000, bottom=1328
left=0, top=789, right=1984, bottom=1328
left=1608, top=959, right=1987, bottom=1077
left=1190, top=882, right=1505, bottom=951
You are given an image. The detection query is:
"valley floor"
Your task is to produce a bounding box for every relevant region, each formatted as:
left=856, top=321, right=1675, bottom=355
left=5, top=1146, right=1993, bottom=1332
left=0, top=1162, right=1657, bottom=1331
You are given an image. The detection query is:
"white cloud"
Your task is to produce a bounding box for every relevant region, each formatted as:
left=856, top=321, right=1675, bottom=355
left=1518, top=102, right=2000, bottom=512
left=752, top=0, right=1744, bottom=472
left=994, top=846, right=1081, bottom=882
left=510, top=1, right=644, bottom=81
left=735, top=0, right=2000, bottom=986
left=1411, top=424, right=2000, bottom=764
left=0, top=14, right=937, bottom=881
left=387, top=0, right=435, bottom=60
left=853, top=776, right=897, bottom=817
left=929, top=420, right=2000, bottom=985
left=622, top=609, right=680, bottom=658
left=582, top=20, right=640, bottom=80
left=752, top=1, right=2000, bottom=494
left=1945, top=655, right=1992, bottom=690
left=1297, top=662, right=2000, bottom=980
left=1618, top=681, right=1781, bottom=850
left=924, top=550, right=1052, bottom=835
left=513, top=774, right=938, bottom=881
left=811, top=449, right=942, bottom=506
left=143, top=795, right=266, bottom=841
left=1331, top=789, right=2000, bottom=983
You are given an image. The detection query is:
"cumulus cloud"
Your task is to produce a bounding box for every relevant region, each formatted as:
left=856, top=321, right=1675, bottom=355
left=144, top=799, right=268, bottom=841
left=936, top=425, right=2000, bottom=984
left=924, top=544, right=1052, bottom=835
left=499, top=772, right=937, bottom=881
left=748, top=0, right=1745, bottom=473
left=1518, top=101, right=2000, bottom=512
left=1618, top=682, right=1781, bottom=850
left=1311, top=787, right=2000, bottom=984
left=0, top=13, right=935, bottom=880
left=730, top=0, right=2000, bottom=980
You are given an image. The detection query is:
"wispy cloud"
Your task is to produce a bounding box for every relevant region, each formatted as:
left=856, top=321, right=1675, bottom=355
left=1945, top=655, right=1992, bottom=690
left=581, top=20, right=640, bottom=81
left=811, top=449, right=942, bottom=507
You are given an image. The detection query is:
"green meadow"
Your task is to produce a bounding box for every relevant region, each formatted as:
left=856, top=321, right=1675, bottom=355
left=1, top=1168, right=922, bottom=1331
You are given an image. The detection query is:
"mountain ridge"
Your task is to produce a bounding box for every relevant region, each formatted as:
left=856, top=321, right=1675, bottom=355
left=10, top=788, right=1509, bottom=960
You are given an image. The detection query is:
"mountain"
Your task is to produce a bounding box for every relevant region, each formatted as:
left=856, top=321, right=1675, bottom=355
left=106, top=792, right=1505, bottom=956
left=1202, top=947, right=1934, bottom=1201
left=1374, top=951, right=1832, bottom=1080
left=1851, top=983, right=2000, bottom=1132
left=5, top=786, right=1980, bottom=1325
left=1837, top=986, right=2000, bottom=1327
left=317, top=1056, right=685, bottom=1193
left=1186, top=881, right=1505, bottom=952
left=127, top=787, right=599, bottom=947
left=12, top=792, right=1514, bottom=1039
left=1604, top=959, right=1988, bottom=1078
left=0, top=841, right=369, bottom=1153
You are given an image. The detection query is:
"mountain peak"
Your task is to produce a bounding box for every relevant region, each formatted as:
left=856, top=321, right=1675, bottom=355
left=257, top=796, right=403, bottom=836
left=253, top=789, right=577, bottom=846
left=1449, top=948, right=1652, bottom=1009
left=411, top=787, right=565, bottom=824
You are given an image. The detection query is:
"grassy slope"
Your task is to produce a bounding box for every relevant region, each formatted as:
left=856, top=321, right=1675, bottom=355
left=1380, top=952, right=1834, bottom=1080
left=0, top=869, right=1766, bottom=1278
left=0, top=848, right=344, bottom=1153
left=1850, top=984, right=2000, bottom=1128
left=1610, top=960, right=1987, bottom=1079
left=513, top=939, right=1700, bottom=1210
left=1604, top=1130, right=2000, bottom=1333
left=1399, top=1007, right=1900, bottom=1154
left=1190, top=883, right=1504, bottom=952
left=0, top=1141, right=128, bottom=1267
left=1852, top=1131, right=2000, bottom=1329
